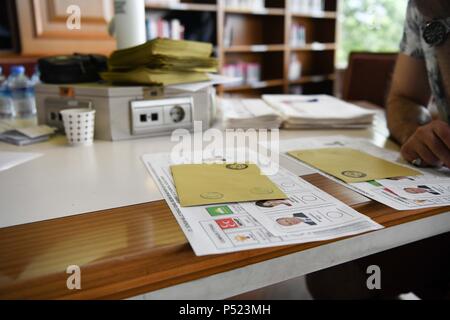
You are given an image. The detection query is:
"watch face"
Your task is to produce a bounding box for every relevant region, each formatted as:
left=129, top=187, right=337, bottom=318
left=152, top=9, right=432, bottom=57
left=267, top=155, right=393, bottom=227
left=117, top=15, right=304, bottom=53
left=423, top=21, right=447, bottom=46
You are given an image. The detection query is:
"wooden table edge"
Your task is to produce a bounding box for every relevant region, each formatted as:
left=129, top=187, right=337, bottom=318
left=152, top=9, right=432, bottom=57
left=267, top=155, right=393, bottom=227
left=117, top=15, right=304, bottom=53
left=1, top=173, right=450, bottom=300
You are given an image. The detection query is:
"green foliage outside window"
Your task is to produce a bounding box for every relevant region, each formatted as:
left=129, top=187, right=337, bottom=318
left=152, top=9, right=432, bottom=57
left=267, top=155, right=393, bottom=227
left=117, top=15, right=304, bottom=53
left=337, top=0, right=408, bottom=68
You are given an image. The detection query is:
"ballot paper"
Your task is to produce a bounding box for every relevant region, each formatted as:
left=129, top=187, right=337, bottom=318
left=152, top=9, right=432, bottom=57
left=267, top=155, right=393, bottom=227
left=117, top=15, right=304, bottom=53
left=380, top=181, right=450, bottom=200
left=288, top=148, right=420, bottom=183
left=239, top=170, right=382, bottom=237
left=171, top=163, right=287, bottom=207
left=142, top=150, right=382, bottom=256
left=351, top=174, right=450, bottom=210
left=274, top=136, right=450, bottom=210
left=262, top=94, right=376, bottom=129
left=220, top=98, right=283, bottom=129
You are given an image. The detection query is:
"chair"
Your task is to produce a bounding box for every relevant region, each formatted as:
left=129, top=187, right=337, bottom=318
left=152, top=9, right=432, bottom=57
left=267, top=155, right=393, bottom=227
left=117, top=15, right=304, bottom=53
left=342, top=52, right=398, bottom=108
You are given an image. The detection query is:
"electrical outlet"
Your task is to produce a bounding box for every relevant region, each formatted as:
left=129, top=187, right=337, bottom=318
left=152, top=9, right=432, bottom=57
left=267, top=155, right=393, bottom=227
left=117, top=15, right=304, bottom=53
left=164, top=104, right=191, bottom=125
left=130, top=97, right=193, bottom=135
left=46, top=108, right=64, bottom=130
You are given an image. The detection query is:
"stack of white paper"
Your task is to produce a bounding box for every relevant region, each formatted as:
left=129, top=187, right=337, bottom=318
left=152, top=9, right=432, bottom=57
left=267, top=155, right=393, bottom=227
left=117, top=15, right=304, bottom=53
left=0, top=125, right=56, bottom=146
left=263, top=94, right=376, bottom=129
left=220, top=98, right=283, bottom=129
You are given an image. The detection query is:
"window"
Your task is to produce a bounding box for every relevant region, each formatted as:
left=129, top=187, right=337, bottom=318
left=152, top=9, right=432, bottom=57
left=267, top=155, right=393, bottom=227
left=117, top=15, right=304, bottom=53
left=337, top=0, right=408, bottom=68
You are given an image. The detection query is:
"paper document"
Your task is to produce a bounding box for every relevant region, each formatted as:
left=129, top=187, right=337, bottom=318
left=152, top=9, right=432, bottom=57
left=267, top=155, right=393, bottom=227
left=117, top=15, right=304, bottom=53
left=15, top=125, right=56, bottom=139
left=239, top=170, right=382, bottom=237
left=220, top=98, right=283, bottom=129
left=142, top=150, right=382, bottom=256
left=288, top=147, right=421, bottom=183
left=276, top=136, right=450, bottom=210
left=262, top=94, right=376, bottom=129
left=0, top=125, right=56, bottom=146
left=0, top=151, right=42, bottom=172
left=381, top=181, right=450, bottom=200
left=171, top=163, right=287, bottom=207
left=0, top=121, right=15, bottom=134
left=167, top=74, right=242, bottom=92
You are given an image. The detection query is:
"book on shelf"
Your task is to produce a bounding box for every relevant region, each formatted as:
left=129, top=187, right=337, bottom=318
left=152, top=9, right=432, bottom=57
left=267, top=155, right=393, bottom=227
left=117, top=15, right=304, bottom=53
left=223, top=17, right=234, bottom=48
left=146, top=14, right=185, bottom=40
left=290, top=23, right=306, bottom=47
left=225, top=0, right=265, bottom=11
left=222, top=63, right=261, bottom=86
left=288, top=55, right=302, bottom=81
left=291, top=0, right=325, bottom=14
left=289, top=85, right=303, bottom=95
left=145, top=0, right=180, bottom=6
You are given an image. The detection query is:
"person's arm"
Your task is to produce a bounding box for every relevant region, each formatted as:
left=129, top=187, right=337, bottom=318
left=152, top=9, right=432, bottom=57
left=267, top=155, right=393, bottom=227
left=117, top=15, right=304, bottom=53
left=387, top=0, right=450, bottom=167
left=388, top=55, right=450, bottom=167
left=387, top=53, right=432, bottom=145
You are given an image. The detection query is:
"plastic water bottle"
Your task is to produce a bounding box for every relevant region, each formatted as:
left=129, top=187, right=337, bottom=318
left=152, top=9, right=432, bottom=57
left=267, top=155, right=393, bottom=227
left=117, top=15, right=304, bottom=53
left=8, top=65, right=36, bottom=118
left=0, top=66, right=14, bottom=118
left=30, top=65, right=41, bottom=86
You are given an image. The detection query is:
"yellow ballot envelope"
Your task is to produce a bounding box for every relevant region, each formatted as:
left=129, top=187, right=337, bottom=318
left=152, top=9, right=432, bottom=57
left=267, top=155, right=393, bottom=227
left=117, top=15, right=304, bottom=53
left=171, top=163, right=287, bottom=207
left=288, top=148, right=421, bottom=183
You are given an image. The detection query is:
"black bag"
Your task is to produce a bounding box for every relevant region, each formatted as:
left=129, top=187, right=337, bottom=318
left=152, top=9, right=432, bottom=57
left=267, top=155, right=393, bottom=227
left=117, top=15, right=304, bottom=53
left=38, top=54, right=108, bottom=84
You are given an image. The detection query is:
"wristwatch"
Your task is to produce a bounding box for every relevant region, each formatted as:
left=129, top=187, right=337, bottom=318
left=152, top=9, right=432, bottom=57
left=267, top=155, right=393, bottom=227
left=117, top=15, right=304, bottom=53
left=423, top=18, right=450, bottom=47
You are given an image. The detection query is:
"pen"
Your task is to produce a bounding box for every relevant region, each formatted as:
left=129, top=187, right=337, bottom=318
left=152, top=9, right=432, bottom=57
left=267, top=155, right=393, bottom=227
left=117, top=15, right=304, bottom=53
left=296, top=99, right=319, bottom=103
left=285, top=98, right=319, bottom=104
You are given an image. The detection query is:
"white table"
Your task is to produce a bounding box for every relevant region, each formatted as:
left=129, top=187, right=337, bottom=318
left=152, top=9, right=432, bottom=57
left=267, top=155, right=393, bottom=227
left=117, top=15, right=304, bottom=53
left=2, top=109, right=449, bottom=300
left=0, top=110, right=389, bottom=229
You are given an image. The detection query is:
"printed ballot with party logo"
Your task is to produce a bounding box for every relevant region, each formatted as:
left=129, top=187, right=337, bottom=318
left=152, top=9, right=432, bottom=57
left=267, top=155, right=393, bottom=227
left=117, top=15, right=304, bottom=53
left=171, top=163, right=287, bottom=207
left=288, top=147, right=421, bottom=183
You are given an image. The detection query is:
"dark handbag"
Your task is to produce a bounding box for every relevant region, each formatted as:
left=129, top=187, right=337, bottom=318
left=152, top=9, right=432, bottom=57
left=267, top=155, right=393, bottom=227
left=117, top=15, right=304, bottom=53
left=38, top=54, right=108, bottom=84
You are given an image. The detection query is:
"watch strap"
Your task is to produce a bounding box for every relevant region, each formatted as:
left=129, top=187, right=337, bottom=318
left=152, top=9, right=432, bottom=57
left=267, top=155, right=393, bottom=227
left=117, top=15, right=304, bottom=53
left=445, top=18, right=450, bottom=32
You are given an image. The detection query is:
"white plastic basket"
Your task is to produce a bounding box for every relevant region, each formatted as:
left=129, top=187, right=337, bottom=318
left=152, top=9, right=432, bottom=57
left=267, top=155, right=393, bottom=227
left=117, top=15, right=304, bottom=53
left=60, top=108, right=96, bottom=146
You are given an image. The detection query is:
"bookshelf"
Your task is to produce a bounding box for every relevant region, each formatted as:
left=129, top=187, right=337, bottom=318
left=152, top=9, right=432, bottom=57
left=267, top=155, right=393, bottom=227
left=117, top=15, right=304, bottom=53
left=145, top=0, right=339, bottom=97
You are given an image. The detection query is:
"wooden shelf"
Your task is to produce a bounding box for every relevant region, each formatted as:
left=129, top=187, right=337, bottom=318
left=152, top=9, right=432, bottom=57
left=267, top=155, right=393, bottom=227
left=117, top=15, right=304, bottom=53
left=145, top=3, right=217, bottom=12
left=289, top=74, right=336, bottom=85
left=224, top=44, right=285, bottom=53
left=144, top=0, right=339, bottom=96
left=224, top=7, right=285, bottom=16
left=222, top=79, right=285, bottom=91
left=291, top=11, right=337, bottom=19
left=290, top=43, right=336, bottom=51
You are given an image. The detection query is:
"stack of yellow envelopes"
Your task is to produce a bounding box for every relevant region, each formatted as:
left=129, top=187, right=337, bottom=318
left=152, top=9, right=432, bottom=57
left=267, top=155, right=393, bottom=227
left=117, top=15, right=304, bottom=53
left=171, top=163, right=287, bottom=207
left=101, top=38, right=218, bottom=85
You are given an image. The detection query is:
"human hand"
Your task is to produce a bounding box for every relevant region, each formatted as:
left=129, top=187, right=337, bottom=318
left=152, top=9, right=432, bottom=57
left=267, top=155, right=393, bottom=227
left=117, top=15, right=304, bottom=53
left=414, top=0, right=450, bottom=19
left=401, top=120, right=450, bottom=167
